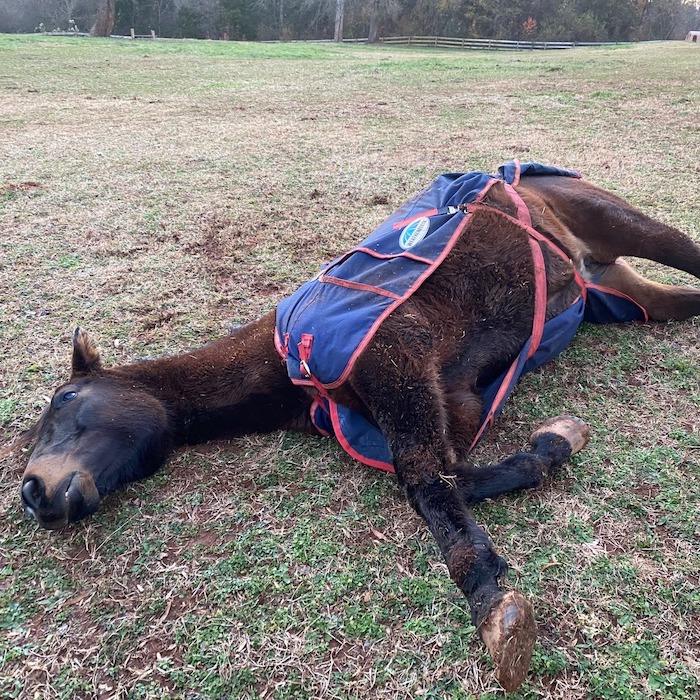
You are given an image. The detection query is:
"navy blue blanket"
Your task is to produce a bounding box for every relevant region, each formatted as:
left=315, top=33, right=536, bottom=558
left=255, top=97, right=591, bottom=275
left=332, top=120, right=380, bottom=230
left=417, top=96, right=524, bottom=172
left=275, top=161, right=646, bottom=471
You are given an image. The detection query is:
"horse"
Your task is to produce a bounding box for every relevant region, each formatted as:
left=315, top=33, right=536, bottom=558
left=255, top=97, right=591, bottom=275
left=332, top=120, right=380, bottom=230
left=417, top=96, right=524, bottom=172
left=15, top=165, right=700, bottom=691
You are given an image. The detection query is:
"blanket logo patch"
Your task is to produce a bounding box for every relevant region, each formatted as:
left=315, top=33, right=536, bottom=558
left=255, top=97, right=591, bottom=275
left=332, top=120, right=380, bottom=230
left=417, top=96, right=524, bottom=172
left=399, top=216, right=430, bottom=249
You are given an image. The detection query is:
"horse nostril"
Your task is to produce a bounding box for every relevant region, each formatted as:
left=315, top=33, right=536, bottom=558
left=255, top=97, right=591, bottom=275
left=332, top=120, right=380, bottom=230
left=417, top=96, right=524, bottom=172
left=21, top=477, right=44, bottom=510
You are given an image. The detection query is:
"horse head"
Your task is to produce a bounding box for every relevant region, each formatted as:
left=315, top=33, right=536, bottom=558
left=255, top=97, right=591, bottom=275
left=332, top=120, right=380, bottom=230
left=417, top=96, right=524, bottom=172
left=21, top=329, right=173, bottom=529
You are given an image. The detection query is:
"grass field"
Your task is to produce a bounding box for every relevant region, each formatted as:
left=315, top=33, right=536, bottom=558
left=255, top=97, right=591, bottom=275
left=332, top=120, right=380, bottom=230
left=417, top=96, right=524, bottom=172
left=0, top=35, right=699, bottom=699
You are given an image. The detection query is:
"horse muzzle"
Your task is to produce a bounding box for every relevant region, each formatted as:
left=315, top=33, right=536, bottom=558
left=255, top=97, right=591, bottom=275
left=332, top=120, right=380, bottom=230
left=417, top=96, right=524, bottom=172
left=21, top=470, right=100, bottom=530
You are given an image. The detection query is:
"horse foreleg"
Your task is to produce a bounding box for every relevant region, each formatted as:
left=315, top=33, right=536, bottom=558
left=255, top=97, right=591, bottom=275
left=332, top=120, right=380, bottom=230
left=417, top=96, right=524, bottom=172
left=397, top=445, right=538, bottom=691
left=414, top=479, right=538, bottom=693
left=590, top=258, right=700, bottom=321
left=348, top=350, right=537, bottom=691
left=456, top=416, right=589, bottom=505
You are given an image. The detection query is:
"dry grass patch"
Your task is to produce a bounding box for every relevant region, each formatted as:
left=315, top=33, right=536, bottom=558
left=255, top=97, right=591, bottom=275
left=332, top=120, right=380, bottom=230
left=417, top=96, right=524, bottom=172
left=1, top=36, right=699, bottom=699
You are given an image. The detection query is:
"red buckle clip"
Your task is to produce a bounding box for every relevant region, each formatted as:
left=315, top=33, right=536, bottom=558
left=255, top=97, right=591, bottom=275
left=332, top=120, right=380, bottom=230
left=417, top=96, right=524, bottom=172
left=298, top=333, right=314, bottom=378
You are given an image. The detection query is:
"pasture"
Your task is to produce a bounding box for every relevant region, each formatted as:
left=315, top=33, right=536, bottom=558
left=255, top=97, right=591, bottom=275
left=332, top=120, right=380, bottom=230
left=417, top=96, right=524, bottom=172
left=0, top=35, right=698, bottom=699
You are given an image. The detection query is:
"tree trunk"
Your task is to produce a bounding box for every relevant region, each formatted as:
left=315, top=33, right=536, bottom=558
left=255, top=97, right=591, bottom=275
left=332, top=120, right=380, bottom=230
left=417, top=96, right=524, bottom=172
left=90, top=0, right=115, bottom=37
left=368, top=0, right=380, bottom=43
left=334, top=0, right=345, bottom=42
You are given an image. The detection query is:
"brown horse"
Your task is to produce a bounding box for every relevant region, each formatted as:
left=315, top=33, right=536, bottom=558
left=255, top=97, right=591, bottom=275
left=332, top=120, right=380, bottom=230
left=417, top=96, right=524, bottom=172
left=16, top=173, right=700, bottom=691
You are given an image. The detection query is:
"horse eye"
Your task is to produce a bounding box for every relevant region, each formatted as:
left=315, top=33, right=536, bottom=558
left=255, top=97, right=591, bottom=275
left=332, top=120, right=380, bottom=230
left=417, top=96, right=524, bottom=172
left=62, top=391, right=77, bottom=403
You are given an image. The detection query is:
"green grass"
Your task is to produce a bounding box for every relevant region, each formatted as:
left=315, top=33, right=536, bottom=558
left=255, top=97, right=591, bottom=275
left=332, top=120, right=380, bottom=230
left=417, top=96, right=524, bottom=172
left=1, top=35, right=699, bottom=699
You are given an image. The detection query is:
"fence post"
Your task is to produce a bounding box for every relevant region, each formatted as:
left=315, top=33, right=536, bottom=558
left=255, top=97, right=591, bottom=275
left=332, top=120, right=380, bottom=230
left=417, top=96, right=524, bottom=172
left=151, top=29, right=156, bottom=39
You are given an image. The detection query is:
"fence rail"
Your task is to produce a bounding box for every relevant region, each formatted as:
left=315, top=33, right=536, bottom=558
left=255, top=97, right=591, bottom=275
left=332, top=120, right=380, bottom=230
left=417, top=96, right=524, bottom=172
left=36, top=32, right=626, bottom=50
left=379, top=35, right=625, bottom=50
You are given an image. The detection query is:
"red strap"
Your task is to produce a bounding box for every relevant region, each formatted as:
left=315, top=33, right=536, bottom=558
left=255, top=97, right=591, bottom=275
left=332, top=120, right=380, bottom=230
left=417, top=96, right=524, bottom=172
left=297, top=334, right=332, bottom=399
left=468, top=357, right=522, bottom=450
left=467, top=185, right=551, bottom=452
left=504, top=182, right=532, bottom=227
left=527, top=238, right=547, bottom=359
left=510, top=159, right=522, bottom=187
left=298, top=333, right=314, bottom=374
left=309, top=397, right=332, bottom=437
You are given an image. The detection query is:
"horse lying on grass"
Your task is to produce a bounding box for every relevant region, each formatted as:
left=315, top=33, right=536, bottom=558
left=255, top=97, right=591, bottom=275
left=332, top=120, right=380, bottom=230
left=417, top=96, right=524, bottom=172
left=15, top=162, right=700, bottom=691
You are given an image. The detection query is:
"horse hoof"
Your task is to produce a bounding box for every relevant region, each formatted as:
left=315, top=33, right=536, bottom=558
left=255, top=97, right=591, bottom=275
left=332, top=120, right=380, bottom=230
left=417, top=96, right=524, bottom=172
left=479, top=590, right=537, bottom=692
left=529, top=415, right=589, bottom=455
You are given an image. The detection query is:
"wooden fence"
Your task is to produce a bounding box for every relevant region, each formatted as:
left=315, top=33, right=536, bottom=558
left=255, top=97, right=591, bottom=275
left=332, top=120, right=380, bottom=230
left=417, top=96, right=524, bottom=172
left=378, top=36, right=625, bottom=50
left=37, top=33, right=626, bottom=49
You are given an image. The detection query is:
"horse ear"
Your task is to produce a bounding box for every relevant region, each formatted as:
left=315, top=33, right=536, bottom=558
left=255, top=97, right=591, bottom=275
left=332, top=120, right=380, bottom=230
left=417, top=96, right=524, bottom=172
left=72, top=327, right=102, bottom=375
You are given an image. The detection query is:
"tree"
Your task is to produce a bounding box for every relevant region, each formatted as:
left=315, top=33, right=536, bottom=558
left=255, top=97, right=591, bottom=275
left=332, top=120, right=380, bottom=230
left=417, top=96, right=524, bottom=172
left=41, top=0, right=81, bottom=29
left=334, top=0, right=345, bottom=40
left=0, top=0, right=49, bottom=32
left=220, top=0, right=256, bottom=38
left=151, top=0, right=175, bottom=35
left=114, top=0, right=140, bottom=35
left=91, top=0, right=115, bottom=35
left=176, top=4, right=205, bottom=36
left=252, top=0, right=286, bottom=38
left=523, top=16, right=537, bottom=35
left=639, top=0, right=689, bottom=38
left=1, top=0, right=698, bottom=39
left=366, top=0, right=401, bottom=43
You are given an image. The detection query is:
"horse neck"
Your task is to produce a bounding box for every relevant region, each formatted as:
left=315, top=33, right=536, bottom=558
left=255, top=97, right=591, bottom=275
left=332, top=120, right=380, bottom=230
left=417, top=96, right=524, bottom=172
left=112, top=312, right=312, bottom=444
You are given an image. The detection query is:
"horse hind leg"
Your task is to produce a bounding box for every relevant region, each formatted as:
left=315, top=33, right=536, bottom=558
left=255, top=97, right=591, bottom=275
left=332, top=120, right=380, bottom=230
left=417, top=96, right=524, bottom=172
left=585, top=207, right=700, bottom=281
left=588, top=257, right=700, bottom=321
left=521, top=176, right=700, bottom=280
left=520, top=177, right=700, bottom=320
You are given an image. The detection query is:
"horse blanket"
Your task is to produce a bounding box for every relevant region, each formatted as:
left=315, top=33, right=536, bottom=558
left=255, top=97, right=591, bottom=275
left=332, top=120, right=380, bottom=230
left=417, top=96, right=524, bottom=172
left=275, top=161, right=647, bottom=472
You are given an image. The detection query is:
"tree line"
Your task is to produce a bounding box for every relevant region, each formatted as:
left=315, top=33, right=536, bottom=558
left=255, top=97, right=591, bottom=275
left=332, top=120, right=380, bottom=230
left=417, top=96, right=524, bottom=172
left=1, top=0, right=698, bottom=42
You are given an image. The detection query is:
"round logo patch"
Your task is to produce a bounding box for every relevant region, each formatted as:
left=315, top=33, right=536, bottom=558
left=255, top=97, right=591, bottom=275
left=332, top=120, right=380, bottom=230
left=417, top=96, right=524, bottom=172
left=399, top=217, right=430, bottom=250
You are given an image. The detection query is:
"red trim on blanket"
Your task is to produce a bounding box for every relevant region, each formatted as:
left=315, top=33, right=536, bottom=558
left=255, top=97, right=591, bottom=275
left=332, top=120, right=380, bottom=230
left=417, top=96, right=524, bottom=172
left=329, top=401, right=396, bottom=473
left=317, top=212, right=473, bottom=391
left=586, top=282, right=649, bottom=322
left=310, top=397, right=332, bottom=437
left=352, top=247, right=435, bottom=266
left=392, top=209, right=439, bottom=231
left=504, top=182, right=532, bottom=227
left=273, top=325, right=288, bottom=359
left=321, top=246, right=436, bottom=279
left=473, top=177, right=499, bottom=203
left=511, top=159, right=522, bottom=187
left=319, top=275, right=403, bottom=300
left=527, top=237, right=548, bottom=359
